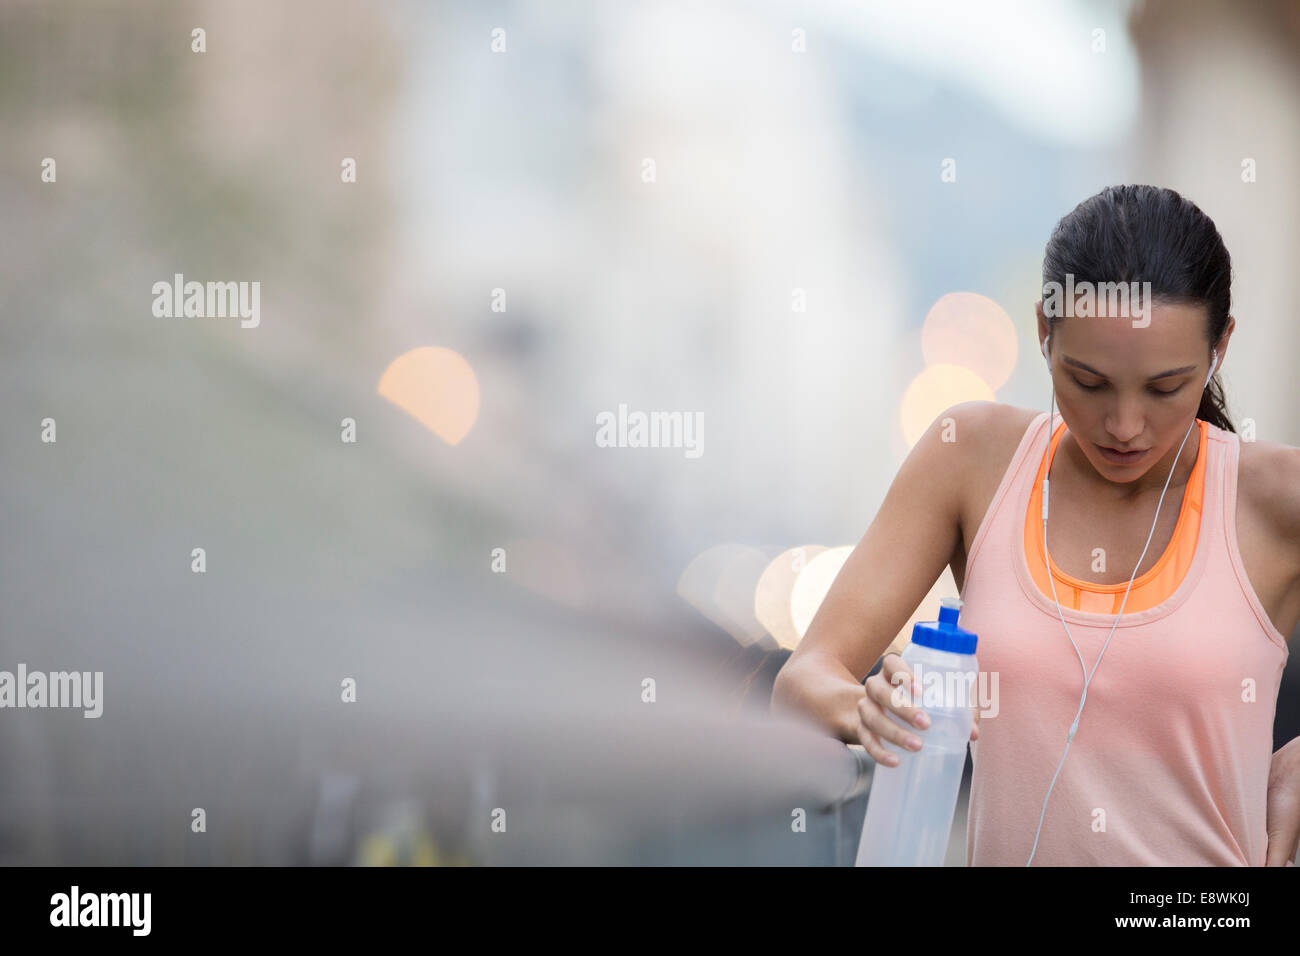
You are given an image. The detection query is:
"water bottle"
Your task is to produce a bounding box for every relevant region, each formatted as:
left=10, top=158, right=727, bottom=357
left=854, top=596, right=978, bottom=866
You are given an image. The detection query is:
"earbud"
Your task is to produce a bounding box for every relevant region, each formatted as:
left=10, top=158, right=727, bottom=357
left=1206, top=349, right=1218, bottom=385
left=1042, top=334, right=1051, bottom=365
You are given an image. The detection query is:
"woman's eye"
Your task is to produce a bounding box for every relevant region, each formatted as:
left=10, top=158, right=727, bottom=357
left=1073, top=379, right=1182, bottom=396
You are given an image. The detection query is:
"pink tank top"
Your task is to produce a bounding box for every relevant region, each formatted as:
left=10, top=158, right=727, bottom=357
left=957, top=410, right=1290, bottom=866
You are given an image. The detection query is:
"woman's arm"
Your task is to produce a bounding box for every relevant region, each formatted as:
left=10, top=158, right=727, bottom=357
left=1266, top=444, right=1300, bottom=865
left=770, top=401, right=987, bottom=743
left=1267, top=737, right=1300, bottom=865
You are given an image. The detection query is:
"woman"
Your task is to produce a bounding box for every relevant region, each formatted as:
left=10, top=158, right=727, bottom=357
left=771, top=184, right=1300, bottom=866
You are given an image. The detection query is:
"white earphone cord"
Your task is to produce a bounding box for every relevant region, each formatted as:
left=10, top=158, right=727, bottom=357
left=1025, top=339, right=1216, bottom=866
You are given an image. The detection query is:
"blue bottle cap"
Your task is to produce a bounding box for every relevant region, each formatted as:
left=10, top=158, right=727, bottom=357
left=910, top=597, right=978, bottom=655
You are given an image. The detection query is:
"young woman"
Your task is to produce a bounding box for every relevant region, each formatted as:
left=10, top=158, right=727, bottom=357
left=772, top=184, right=1300, bottom=866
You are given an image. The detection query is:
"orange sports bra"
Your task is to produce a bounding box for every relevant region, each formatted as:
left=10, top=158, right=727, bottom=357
left=1024, top=418, right=1209, bottom=614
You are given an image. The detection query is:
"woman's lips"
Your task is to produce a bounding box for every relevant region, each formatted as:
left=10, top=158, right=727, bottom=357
left=1097, top=443, right=1148, bottom=465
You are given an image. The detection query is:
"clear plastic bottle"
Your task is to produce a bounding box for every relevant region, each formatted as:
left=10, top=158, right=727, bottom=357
left=854, top=597, right=978, bottom=867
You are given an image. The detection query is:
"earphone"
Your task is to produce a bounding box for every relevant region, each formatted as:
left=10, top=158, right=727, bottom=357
left=1026, top=334, right=1217, bottom=865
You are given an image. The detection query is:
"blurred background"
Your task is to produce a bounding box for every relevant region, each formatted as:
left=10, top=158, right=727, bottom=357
left=2, top=0, right=1299, bottom=865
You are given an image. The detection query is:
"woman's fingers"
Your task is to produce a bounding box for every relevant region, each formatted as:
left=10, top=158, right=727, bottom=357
left=876, top=654, right=929, bottom=730
left=862, top=683, right=925, bottom=758
left=854, top=700, right=900, bottom=766
left=867, top=652, right=984, bottom=754
left=856, top=723, right=899, bottom=767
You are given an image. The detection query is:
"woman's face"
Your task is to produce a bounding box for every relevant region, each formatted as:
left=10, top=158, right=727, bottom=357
left=1036, top=300, right=1231, bottom=497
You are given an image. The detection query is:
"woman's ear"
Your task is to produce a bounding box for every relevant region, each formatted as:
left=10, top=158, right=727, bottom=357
left=1214, top=314, right=1236, bottom=366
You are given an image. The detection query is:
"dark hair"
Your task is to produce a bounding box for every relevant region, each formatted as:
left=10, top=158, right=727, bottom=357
left=1041, top=184, right=1234, bottom=433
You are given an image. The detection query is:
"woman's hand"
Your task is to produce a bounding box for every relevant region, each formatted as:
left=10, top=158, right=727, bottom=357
left=1265, top=736, right=1300, bottom=866
left=856, top=653, right=978, bottom=768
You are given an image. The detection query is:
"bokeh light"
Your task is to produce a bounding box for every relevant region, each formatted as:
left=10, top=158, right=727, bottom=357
left=377, top=347, right=480, bottom=445
left=789, top=545, right=854, bottom=642
left=921, top=292, right=1018, bottom=391
left=677, top=544, right=772, bottom=646
left=754, top=545, right=828, bottom=651
left=899, top=364, right=996, bottom=448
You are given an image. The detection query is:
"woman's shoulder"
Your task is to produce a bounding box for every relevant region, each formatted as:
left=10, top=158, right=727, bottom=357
left=1236, top=436, right=1300, bottom=509
left=946, top=401, right=1042, bottom=460
left=940, top=402, right=1043, bottom=523
left=1236, top=435, right=1300, bottom=559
